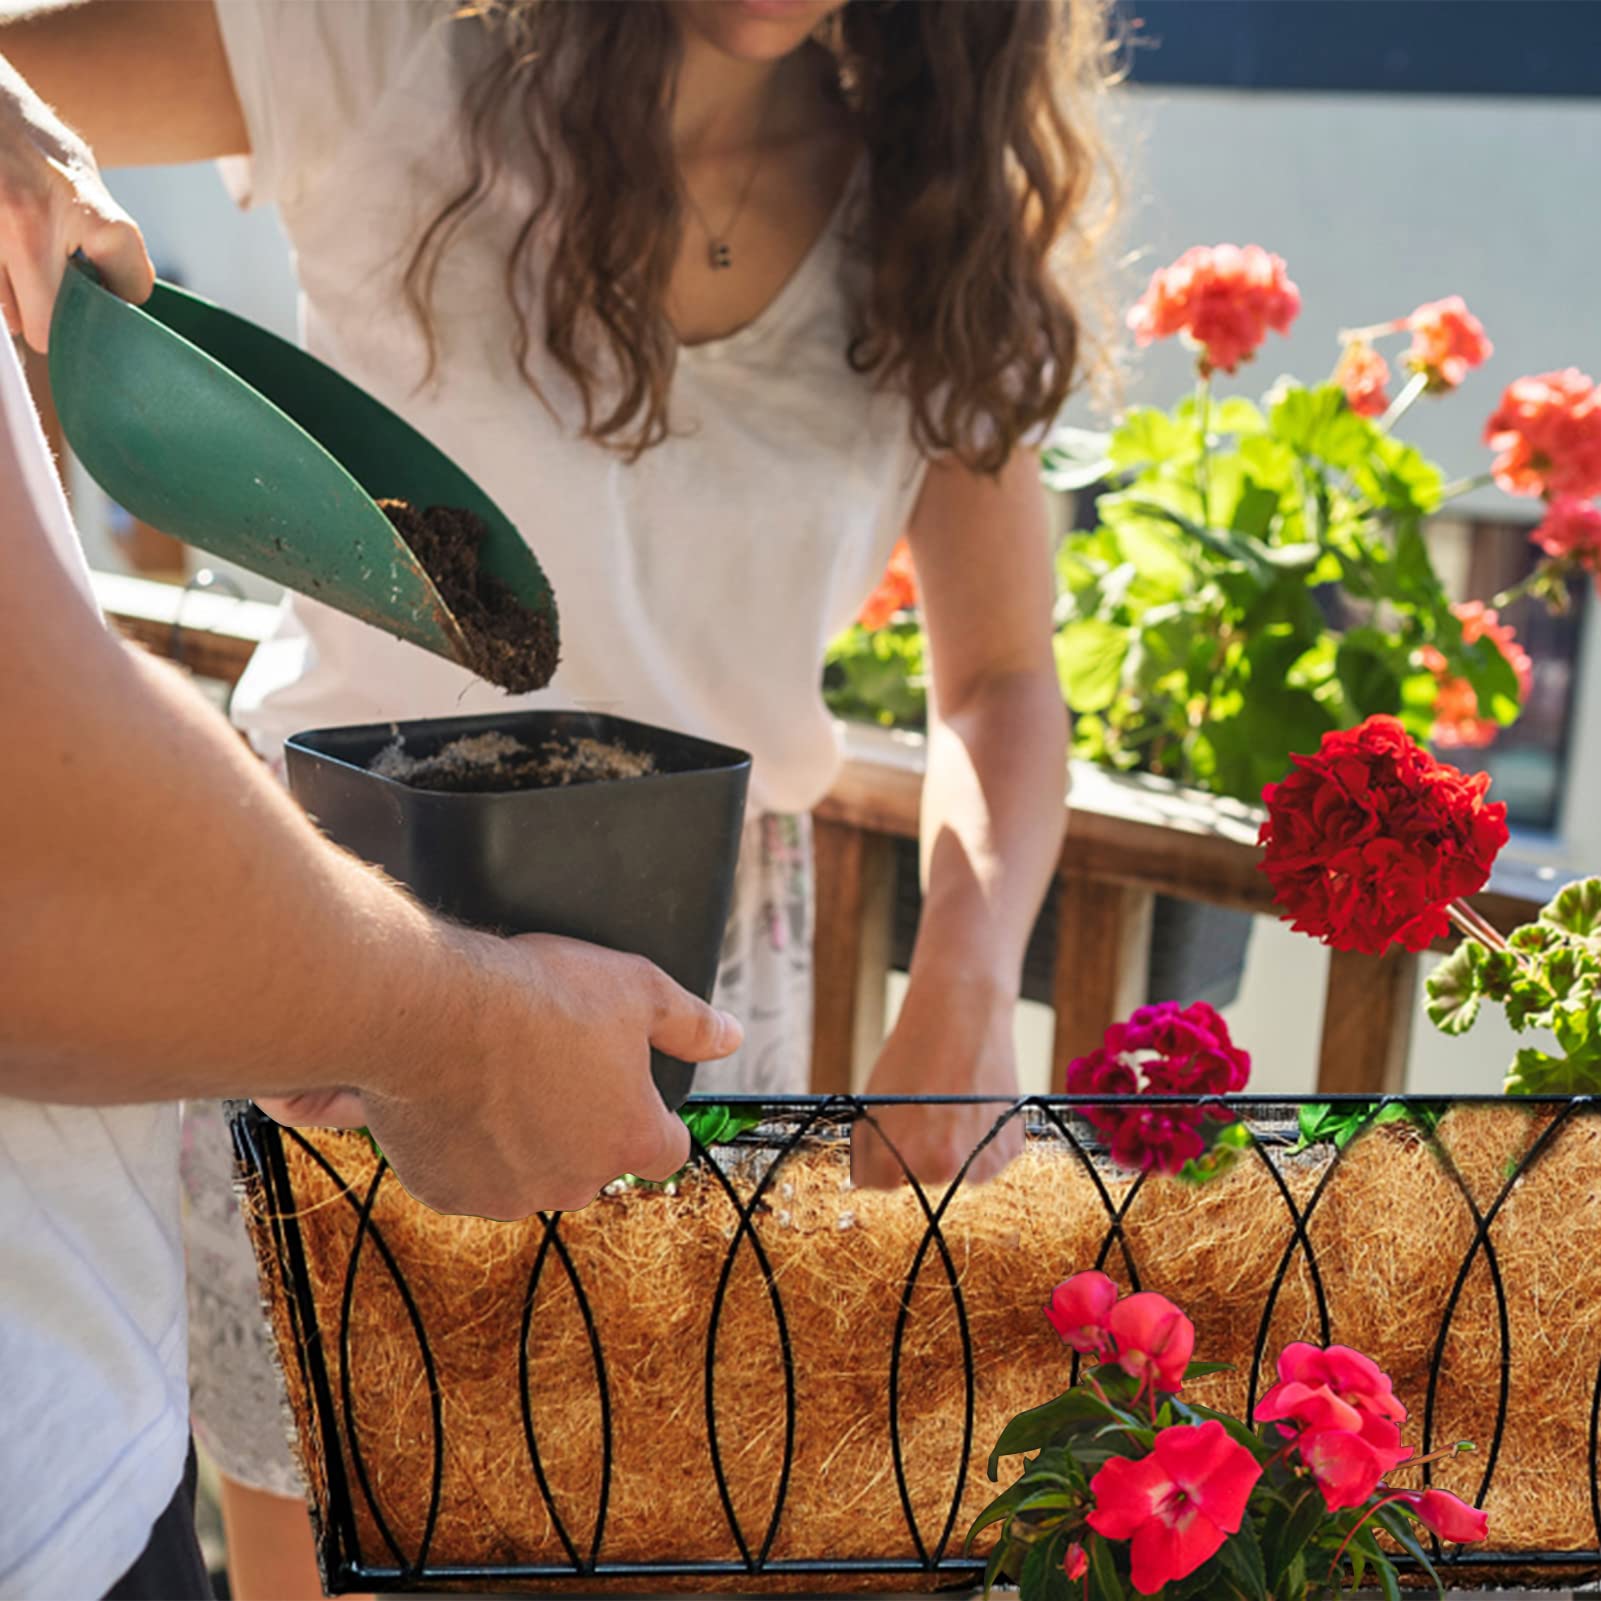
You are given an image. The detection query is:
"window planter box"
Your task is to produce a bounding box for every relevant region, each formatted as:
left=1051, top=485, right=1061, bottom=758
left=231, top=1096, right=1601, bottom=1594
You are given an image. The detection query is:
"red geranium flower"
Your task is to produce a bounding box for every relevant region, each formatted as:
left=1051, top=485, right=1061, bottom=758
left=1127, top=243, right=1300, bottom=375
left=1393, top=1488, right=1489, bottom=1544
left=1258, top=716, right=1509, bottom=954
left=1484, top=368, right=1601, bottom=501
left=1403, top=296, right=1492, bottom=391
left=1336, top=339, right=1391, bottom=418
left=1419, top=602, right=1533, bottom=750
left=857, top=538, right=916, bottom=630
left=1087, top=1420, right=1262, bottom=1594
left=1533, top=495, right=1601, bottom=591
left=1065, top=1002, right=1252, bottom=1174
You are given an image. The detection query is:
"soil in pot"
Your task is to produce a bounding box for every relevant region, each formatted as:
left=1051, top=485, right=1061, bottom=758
left=370, top=730, right=657, bottom=795
left=378, top=499, right=558, bottom=694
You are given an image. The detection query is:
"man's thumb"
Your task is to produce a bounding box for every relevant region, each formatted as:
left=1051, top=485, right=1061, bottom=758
left=648, top=990, right=744, bottom=1063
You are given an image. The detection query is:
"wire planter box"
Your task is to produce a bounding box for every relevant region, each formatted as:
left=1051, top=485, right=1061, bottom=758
left=230, top=1095, right=1601, bottom=1594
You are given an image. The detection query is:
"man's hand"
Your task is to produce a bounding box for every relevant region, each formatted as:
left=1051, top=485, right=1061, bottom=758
left=850, top=970, right=1023, bottom=1191
left=262, top=931, right=742, bottom=1221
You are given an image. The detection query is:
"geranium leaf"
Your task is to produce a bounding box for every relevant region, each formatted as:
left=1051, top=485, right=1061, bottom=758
left=1426, top=941, right=1487, bottom=1036
left=1042, top=426, right=1114, bottom=491
left=1542, top=878, right=1601, bottom=940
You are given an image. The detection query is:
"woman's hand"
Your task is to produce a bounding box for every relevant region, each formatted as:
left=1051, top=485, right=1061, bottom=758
left=851, top=970, right=1024, bottom=1190
left=0, top=56, right=153, bottom=347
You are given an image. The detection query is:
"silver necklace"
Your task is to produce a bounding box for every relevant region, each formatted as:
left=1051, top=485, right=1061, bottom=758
left=680, top=106, right=772, bottom=272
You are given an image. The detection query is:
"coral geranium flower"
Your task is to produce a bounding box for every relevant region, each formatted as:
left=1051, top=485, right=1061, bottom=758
left=1127, top=243, right=1300, bottom=375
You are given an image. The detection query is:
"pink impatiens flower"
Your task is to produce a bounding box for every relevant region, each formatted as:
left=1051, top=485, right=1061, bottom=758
left=1108, top=1292, right=1196, bottom=1399
left=1088, top=1420, right=1262, bottom=1594
left=1263, top=1343, right=1407, bottom=1423
left=1063, top=1542, right=1089, bottom=1580
left=1127, top=243, right=1301, bottom=375
left=1393, top=1488, right=1489, bottom=1544
left=1045, top=1271, right=1118, bottom=1356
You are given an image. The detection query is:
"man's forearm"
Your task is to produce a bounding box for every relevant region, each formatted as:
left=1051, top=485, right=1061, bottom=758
left=0, top=560, right=481, bottom=1107
left=909, top=668, right=1068, bottom=1002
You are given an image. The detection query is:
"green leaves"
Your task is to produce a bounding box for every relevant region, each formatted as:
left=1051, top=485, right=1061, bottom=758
left=821, top=620, right=926, bottom=731
left=1048, top=374, right=1500, bottom=806
left=1423, top=881, right=1601, bottom=1095
left=1295, top=1100, right=1443, bottom=1152
left=1055, top=619, right=1131, bottom=712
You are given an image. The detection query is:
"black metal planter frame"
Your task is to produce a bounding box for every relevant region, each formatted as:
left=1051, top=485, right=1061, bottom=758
left=231, top=1094, right=1601, bottom=1595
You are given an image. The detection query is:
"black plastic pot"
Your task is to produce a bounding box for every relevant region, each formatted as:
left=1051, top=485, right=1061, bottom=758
left=285, top=709, right=751, bottom=1111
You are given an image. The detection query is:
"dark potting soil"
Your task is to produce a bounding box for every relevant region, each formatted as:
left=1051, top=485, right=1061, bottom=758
left=369, top=730, right=657, bottom=795
left=378, top=499, right=558, bottom=694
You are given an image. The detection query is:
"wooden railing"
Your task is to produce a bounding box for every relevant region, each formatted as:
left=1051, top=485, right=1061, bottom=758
left=98, top=572, right=1553, bottom=1098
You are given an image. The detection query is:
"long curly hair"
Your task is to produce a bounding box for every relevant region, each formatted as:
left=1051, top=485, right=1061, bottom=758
left=406, top=0, right=1119, bottom=473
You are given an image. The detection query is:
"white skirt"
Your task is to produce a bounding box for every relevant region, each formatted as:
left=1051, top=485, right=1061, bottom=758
left=180, top=811, right=814, bottom=1496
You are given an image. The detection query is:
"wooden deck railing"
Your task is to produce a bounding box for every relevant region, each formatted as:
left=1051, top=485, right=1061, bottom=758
left=98, top=572, right=1553, bottom=1098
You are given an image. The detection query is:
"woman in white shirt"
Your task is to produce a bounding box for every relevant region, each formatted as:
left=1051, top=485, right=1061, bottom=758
left=0, top=1, right=1113, bottom=1593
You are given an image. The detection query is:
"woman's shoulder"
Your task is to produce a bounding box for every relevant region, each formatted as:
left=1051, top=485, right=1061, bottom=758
left=214, top=0, right=467, bottom=213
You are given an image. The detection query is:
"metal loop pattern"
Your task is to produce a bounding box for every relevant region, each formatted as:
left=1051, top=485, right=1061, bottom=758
left=231, top=1095, right=1601, bottom=1592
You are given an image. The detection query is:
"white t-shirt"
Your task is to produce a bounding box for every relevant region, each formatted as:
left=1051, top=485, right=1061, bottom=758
left=0, top=338, right=188, bottom=1600
left=214, top=0, right=928, bottom=812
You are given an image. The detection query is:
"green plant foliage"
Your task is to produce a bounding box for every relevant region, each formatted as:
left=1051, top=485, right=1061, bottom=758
left=1424, top=878, right=1601, bottom=1093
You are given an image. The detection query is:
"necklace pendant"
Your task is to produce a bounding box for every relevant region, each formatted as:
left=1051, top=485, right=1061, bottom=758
left=708, top=239, right=732, bottom=271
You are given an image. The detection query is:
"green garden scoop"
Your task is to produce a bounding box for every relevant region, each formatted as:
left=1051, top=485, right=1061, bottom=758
left=47, top=256, right=557, bottom=668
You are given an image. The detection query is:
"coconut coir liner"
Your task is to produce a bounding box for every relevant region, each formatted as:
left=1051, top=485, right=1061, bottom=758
left=238, top=1107, right=1601, bottom=1591
left=379, top=499, right=558, bottom=694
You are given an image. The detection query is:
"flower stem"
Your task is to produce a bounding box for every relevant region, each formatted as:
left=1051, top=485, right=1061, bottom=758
left=1448, top=899, right=1508, bottom=953
left=1439, top=470, right=1496, bottom=503
left=1379, top=370, right=1430, bottom=432
left=1195, top=368, right=1213, bottom=526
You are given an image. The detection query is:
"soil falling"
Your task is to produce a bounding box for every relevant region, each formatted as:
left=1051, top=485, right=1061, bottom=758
left=378, top=499, right=558, bottom=694
left=370, top=730, right=656, bottom=794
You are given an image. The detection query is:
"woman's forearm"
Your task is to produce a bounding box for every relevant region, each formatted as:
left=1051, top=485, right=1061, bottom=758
left=908, top=666, right=1068, bottom=1004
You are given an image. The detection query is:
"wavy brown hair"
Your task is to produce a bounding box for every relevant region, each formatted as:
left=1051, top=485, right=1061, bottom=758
left=406, top=0, right=1118, bottom=473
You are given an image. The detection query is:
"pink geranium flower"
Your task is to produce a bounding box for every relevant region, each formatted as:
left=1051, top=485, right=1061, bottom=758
left=1088, top=1420, right=1262, bottom=1594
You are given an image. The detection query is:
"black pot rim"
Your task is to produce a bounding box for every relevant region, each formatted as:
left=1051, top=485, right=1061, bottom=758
left=285, top=707, right=753, bottom=797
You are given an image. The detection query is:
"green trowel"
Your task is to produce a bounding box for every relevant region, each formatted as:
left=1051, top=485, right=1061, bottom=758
left=46, top=256, right=557, bottom=670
